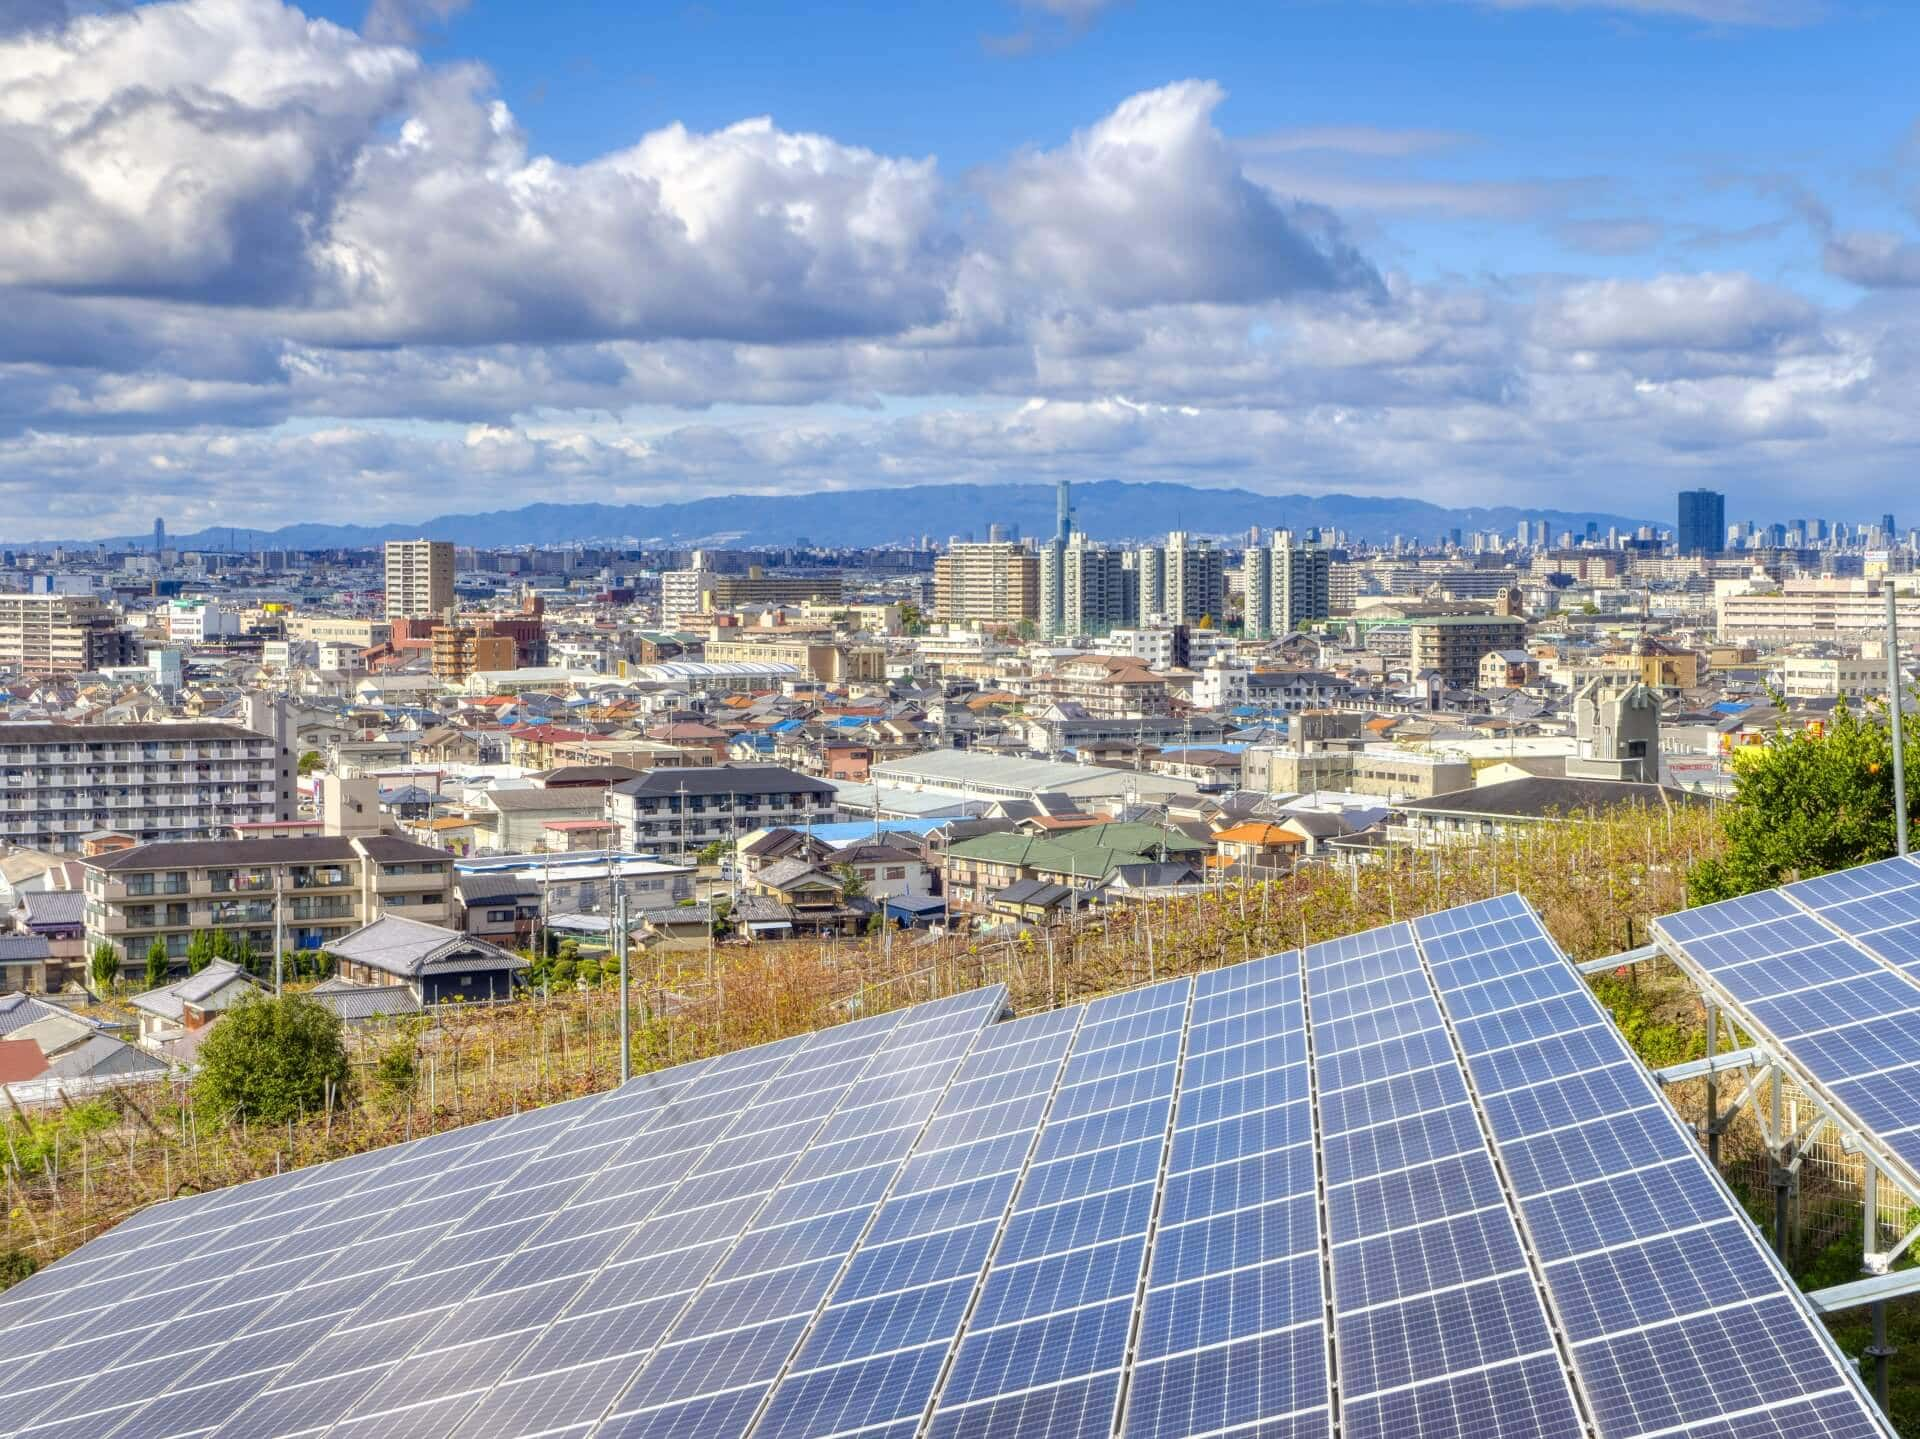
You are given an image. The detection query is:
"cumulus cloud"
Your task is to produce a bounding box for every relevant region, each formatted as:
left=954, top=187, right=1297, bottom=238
left=0, top=0, right=418, bottom=300
left=0, top=0, right=1912, bottom=534
left=1532, top=273, right=1819, bottom=354
left=989, top=81, right=1382, bottom=309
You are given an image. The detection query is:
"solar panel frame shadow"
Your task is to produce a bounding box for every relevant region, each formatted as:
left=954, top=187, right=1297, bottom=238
left=1420, top=893, right=1892, bottom=1439
left=921, top=976, right=1194, bottom=1439
left=1118, top=949, right=1331, bottom=1439
left=1654, top=856, right=1920, bottom=1188
left=1301, top=918, right=1588, bottom=1439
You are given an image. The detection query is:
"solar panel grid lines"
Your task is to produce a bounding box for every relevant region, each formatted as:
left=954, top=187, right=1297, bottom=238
left=581, top=987, right=1012, bottom=1439
left=921, top=976, right=1194, bottom=1439
left=1119, top=949, right=1330, bottom=1439
left=182, top=1048, right=809, bottom=1439
left=745, top=1007, right=1087, bottom=1439
left=1303, top=917, right=1588, bottom=1439
left=0, top=1084, right=643, bottom=1439
left=1419, top=896, right=1892, bottom=1439
left=1651, top=857, right=1920, bottom=1187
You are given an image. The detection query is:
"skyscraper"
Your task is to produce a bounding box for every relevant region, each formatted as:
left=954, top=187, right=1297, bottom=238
left=1676, top=489, right=1725, bottom=557
left=1056, top=481, right=1073, bottom=546
left=1040, top=536, right=1132, bottom=638
left=152, top=517, right=165, bottom=555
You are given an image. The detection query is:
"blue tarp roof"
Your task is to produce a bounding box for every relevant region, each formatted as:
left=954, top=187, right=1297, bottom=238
left=800, top=819, right=952, bottom=845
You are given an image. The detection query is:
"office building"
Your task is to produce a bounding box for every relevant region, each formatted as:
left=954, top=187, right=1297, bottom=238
left=152, top=518, right=166, bottom=556
left=0, top=594, right=139, bottom=676
left=383, top=539, right=455, bottom=621
left=1676, top=489, right=1726, bottom=557
left=1243, top=530, right=1331, bottom=639
left=0, top=722, right=296, bottom=853
left=82, top=833, right=456, bottom=972
left=933, top=542, right=1039, bottom=626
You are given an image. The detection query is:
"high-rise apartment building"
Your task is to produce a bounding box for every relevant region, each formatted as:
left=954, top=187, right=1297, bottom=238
left=1159, top=532, right=1226, bottom=626
left=933, top=543, right=1039, bottom=626
left=1039, top=537, right=1134, bottom=638
left=1243, top=530, right=1332, bottom=639
left=0, top=594, right=139, bottom=676
left=383, top=539, right=455, bottom=621
left=1676, top=489, right=1726, bottom=557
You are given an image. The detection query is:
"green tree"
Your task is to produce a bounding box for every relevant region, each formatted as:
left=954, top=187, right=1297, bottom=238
left=696, top=840, right=728, bottom=867
left=834, top=864, right=868, bottom=902
left=193, top=993, right=351, bottom=1124
left=1688, top=697, right=1920, bottom=905
left=232, top=934, right=257, bottom=977
left=551, top=958, right=578, bottom=987
left=899, top=601, right=926, bottom=636
left=297, top=750, right=323, bottom=776
left=0, top=1250, right=37, bottom=1292
left=88, top=942, right=120, bottom=994
left=144, top=938, right=169, bottom=989
left=577, top=957, right=603, bottom=986
left=185, top=931, right=214, bottom=974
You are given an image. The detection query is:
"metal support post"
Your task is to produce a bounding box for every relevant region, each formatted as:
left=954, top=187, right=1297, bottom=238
left=1863, top=1164, right=1895, bottom=1413
left=617, top=889, right=630, bottom=1087
left=1891, top=583, right=1910, bottom=857
left=1704, top=1001, right=1721, bottom=1167
left=1770, top=1069, right=1791, bottom=1260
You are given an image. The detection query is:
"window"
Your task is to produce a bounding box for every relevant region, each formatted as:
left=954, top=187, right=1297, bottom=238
left=487, top=909, right=515, bottom=923
left=885, top=867, right=906, bottom=881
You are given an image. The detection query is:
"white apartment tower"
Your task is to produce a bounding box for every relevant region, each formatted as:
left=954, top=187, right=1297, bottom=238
left=384, top=539, right=455, bottom=621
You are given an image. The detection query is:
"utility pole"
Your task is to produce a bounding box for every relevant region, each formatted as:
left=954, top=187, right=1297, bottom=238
left=273, top=865, right=284, bottom=996
left=615, top=883, right=629, bottom=1086
left=1889, top=583, right=1910, bottom=856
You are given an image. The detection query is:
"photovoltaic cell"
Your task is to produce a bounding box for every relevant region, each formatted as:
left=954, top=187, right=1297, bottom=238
left=1422, top=892, right=1889, bottom=1439
left=3, top=882, right=1902, bottom=1439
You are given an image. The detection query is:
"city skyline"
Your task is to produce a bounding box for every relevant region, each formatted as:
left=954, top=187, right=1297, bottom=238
left=3, top=0, right=1918, bottom=538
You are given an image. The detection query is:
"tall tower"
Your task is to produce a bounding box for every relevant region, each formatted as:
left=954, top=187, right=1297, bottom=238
left=1055, top=481, right=1073, bottom=546
left=1676, top=489, right=1725, bottom=557
left=153, top=518, right=166, bottom=556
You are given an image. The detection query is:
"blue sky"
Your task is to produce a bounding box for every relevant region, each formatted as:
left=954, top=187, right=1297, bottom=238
left=1, top=0, right=1917, bottom=537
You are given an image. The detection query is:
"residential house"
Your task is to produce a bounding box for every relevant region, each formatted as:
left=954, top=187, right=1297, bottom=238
left=16, top=890, right=83, bottom=986
left=1209, top=822, right=1307, bottom=875
left=326, top=916, right=528, bottom=1004
left=455, top=873, right=543, bottom=946
left=129, top=960, right=263, bottom=1062
left=0, top=936, right=50, bottom=993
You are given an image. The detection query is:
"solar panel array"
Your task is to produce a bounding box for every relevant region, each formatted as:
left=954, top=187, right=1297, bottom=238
left=1657, top=854, right=1920, bottom=1186
left=0, top=894, right=1892, bottom=1439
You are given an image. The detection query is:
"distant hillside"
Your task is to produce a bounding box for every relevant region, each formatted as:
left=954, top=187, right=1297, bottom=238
left=60, top=481, right=1655, bottom=551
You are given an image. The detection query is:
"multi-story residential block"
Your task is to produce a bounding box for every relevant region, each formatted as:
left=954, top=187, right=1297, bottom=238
left=1030, top=655, right=1170, bottom=718
left=1243, top=531, right=1331, bottom=639
left=0, top=723, right=295, bottom=852
left=384, top=538, right=455, bottom=620
left=1407, top=614, right=1528, bottom=688
left=1153, top=532, right=1226, bottom=626
left=703, top=636, right=886, bottom=683
left=286, top=616, right=394, bottom=649
left=82, top=833, right=456, bottom=974
left=933, top=543, right=1039, bottom=626
left=605, top=766, right=837, bottom=861
left=0, top=594, right=139, bottom=676
left=431, top=626, right=517, bottom=682
left=1039, top=538, right=1135, bottom=638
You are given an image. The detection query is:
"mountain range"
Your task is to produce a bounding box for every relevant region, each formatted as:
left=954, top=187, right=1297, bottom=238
left=65, top=482, right=1657, bottom=551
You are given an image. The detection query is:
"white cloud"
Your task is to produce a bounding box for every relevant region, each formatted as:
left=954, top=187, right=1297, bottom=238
left=1532, top=273, right=1819, bottom=353
left=988, top=80, right=1381, bottom=308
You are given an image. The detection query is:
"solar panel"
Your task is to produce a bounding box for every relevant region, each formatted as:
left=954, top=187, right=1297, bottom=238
left=923, top=977, right=1190, bottom=1439
left=1423, top=893, right=1888, bottom=1439
left=0, top=892, right=1899, bottom=1439
left=1120, top=950, right=1328, bottom=1439
left=1657, top=855, right=1920, bottom=1182
left=1305, top=917, right=1585, bottom=1439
